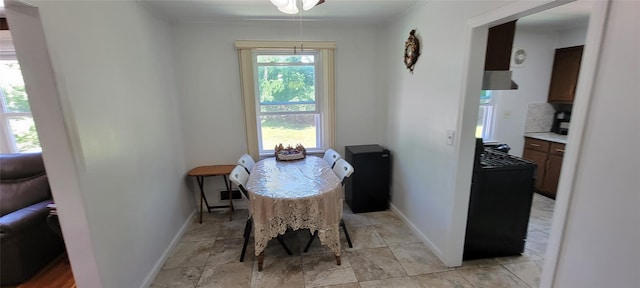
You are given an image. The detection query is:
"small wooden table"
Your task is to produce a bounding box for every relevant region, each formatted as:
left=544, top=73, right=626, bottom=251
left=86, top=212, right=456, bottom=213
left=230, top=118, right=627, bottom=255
left=188, top=165, right=236, bottom=223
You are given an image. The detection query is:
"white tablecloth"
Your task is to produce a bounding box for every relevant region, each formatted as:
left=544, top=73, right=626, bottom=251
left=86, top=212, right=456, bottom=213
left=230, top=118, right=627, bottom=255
left=246, top=156, right=343, bottom=256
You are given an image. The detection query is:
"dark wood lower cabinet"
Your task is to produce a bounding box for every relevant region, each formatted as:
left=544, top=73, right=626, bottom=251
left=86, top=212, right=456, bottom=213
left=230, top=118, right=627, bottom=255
left=522, top=149, right=547, bottom=192
left=541, top=154, right=563, bottom=197
left=522, top=137, right=565, bottom=199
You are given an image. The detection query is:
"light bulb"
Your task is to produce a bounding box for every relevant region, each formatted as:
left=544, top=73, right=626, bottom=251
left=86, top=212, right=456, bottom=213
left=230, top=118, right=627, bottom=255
left=270, top=0, right=289, bottom=7
left=302, top=0, right=320, bottom=11
left=278, top=0, right=299, bottom=14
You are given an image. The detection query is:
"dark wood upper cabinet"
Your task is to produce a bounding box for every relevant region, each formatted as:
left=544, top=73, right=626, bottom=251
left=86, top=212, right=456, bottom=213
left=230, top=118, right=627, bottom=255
left=1, top=18, right=9, bottom=31
left=548, top=45, right=584, bottom=103
left=484, top=20, right=517, bottom=71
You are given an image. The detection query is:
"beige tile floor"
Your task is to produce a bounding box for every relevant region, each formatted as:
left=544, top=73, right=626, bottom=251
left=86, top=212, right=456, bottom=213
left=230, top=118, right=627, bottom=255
left=151, top=193, right=554, bottom=288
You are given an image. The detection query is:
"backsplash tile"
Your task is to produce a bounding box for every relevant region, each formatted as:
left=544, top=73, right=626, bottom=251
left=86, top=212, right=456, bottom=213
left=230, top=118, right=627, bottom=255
left=524, top=103, right=555, bottom=133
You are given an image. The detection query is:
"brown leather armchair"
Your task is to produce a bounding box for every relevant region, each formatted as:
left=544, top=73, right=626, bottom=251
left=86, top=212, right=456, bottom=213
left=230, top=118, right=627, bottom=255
left=0, top=153, right=65, bottom=286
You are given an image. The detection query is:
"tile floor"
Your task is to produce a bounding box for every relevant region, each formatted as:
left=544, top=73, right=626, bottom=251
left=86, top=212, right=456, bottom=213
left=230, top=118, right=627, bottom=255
left=151, top=193, right=554, bottom=288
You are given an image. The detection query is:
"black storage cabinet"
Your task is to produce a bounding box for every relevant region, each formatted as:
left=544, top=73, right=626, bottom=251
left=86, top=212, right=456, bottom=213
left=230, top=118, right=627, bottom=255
left=344, top=145, right=391, bottom=213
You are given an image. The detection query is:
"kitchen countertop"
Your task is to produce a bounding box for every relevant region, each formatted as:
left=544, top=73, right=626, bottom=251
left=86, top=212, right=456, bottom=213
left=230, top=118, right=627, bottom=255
left=524, top=132, right=568, bottom=144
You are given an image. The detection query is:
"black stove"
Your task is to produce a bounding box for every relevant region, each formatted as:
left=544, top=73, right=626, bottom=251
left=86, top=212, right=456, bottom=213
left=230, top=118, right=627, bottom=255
left=464, top=139, right=537, bottom=260
left=480, top=149, right=535, bottom=169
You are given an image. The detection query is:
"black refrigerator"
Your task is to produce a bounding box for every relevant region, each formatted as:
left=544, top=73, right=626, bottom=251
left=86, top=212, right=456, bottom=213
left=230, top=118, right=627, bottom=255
left=344, top=145, right=391, bottom=213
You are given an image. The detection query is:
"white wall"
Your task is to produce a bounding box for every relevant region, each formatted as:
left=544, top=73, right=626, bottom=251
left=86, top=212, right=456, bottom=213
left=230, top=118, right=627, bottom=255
left=8, top=1, right=194, bottom=287
left=381, top=1, right=508, bottom=266
left=172, top=21, right=388, bottom=206
left=491, top=28, right=558, bottom=157
left=556, top=25, right=588, bottom=48
left=551, top=1, right=640, bottom=286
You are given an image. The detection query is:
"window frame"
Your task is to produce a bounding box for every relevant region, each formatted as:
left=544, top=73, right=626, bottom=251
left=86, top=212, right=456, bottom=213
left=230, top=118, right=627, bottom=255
left=0, top=41, right=41, bottom=153
left=253, top=50, right=323, bottom=154
left=1, top=88, right=34, bottom=152
left=477, top=90, right=495, bottom=140
left=236, top=41, right=336, bottom=158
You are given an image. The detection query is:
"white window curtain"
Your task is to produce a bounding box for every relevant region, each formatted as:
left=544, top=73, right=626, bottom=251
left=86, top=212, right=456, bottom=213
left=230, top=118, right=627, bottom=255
left=235, top=40, right=336, bottom=159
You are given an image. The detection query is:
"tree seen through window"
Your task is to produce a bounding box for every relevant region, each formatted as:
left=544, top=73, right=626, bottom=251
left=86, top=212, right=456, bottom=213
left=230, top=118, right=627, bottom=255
left=256, top=53, right=319, bottom=151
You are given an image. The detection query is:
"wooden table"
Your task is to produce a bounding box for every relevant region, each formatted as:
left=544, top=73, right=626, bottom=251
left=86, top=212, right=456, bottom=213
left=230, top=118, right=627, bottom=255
left=188, top=165, right=236, bottom=223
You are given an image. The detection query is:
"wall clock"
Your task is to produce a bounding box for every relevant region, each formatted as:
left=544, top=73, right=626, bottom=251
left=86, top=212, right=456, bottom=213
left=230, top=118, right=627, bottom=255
left=511, top=47, right=527, bottom=68
left=404, top=29, right=421, bottom=73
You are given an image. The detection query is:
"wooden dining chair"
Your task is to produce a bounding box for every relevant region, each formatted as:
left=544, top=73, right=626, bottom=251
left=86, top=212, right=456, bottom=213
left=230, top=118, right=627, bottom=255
left=237, top=154, right=255, bottom=174
left=228, top=165, right=292, bottom=262
left=323, top=148, right=342, bottom=169
left=304, top=159, right=354, bottom=252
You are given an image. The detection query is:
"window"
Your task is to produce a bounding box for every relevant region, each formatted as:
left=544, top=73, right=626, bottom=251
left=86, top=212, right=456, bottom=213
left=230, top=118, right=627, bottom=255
left=255, top=52, right=321, bottom=153
left=476, top=90, right=494, bottom=140
left=236, top=41, right=336, bottom=157
left=0, top=33, right=41, bottom=153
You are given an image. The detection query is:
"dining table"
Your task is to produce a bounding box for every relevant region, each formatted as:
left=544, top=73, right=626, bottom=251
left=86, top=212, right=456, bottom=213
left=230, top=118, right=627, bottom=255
left=246, top=155, right=343, bottom=271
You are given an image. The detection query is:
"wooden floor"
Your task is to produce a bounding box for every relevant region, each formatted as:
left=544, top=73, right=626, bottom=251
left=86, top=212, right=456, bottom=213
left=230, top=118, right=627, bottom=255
left=2, top=254, right=76, bottom=288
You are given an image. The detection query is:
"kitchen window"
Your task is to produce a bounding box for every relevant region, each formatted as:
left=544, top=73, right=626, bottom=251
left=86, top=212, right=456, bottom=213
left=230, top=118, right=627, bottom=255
left=476, top=90, right=494, bottom=140
left=0, top=34, right=41, bottom=153
left=236, top=41, right=336, bottom=157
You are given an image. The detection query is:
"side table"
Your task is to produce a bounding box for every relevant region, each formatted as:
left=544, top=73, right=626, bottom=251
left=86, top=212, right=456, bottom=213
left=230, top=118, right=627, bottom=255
left=188, top=165, right=236, bottom=223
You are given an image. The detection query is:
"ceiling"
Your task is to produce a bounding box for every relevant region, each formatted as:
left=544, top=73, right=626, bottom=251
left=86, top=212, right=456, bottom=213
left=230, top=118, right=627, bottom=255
left=1, top=0, right=592, bottom=30
left=140, top=0, right=591, bottom=28
left=139, top=0, right=424, bottom=24
left=517, top=1, right=592, bottom=30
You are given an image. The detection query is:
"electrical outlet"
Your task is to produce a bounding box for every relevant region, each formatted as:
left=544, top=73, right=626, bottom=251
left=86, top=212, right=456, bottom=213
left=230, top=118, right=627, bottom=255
left=447, top=130, right=455, bottom=146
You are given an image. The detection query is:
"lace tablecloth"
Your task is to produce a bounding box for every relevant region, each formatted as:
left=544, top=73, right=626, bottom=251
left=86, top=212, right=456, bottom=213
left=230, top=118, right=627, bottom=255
left=246, top=156, right=343, bottom=256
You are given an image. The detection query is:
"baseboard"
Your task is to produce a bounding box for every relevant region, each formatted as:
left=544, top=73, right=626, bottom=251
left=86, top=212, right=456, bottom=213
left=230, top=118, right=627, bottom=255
left=388, top=203, right=449, bottom=266
left=139, top=210, right=196, bottom=288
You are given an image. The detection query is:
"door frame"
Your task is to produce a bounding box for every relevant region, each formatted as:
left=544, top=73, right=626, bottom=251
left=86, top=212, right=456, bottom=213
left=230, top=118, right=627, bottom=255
left=454, top=0, right=609, bottom=287
left=5, top=0, right=102, bottom=287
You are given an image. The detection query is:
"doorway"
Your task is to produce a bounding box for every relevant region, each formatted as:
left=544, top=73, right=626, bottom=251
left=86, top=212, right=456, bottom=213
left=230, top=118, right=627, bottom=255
left=4, top=0, right=102, bottom=286
left=473, top=0, right=590, bottom=270
left=456, top=0, right=608, bottom=286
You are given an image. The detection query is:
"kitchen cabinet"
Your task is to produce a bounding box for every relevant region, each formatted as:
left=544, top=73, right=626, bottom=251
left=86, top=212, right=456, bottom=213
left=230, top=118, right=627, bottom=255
left=548, top=45, right=584, bottom=104
left=522, top=138, right=565, bottom=199
left=484, top=20, right=517, bottom=71
left=523, top=148, right=547, bottom=191
left=541, top=142, right=566, bottom=194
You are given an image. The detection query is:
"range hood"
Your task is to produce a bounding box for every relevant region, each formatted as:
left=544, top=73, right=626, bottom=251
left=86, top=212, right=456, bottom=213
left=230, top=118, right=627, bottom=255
left=483, top=71, right=518, bottom=90
left=482, top=20, right=518, bottom=90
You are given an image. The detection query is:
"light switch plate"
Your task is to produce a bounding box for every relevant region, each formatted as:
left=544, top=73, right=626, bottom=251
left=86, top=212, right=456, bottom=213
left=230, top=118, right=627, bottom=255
left=447, top=130, right=455, bottom=146
left=503, top=109, right=512, bottom=119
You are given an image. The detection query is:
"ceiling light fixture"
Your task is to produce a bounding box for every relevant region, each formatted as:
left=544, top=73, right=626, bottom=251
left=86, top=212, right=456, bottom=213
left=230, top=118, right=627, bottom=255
left=271, top=0, right=321, bottom=14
